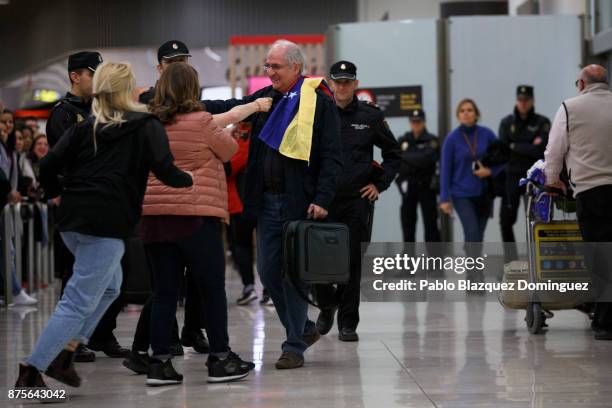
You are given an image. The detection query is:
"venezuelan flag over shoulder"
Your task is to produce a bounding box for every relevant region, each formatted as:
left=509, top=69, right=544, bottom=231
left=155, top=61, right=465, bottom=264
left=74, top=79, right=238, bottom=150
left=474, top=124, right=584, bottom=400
left=258, top=76, right=333, bottom=162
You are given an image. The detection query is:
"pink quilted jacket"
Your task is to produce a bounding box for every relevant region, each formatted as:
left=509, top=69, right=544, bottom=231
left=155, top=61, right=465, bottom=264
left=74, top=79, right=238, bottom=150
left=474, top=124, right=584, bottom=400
left=142, top=111, right=238, bottom=222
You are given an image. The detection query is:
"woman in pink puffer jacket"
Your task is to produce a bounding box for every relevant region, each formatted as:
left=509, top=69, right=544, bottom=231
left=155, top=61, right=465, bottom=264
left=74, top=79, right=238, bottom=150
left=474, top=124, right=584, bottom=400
left=141, top=62, right=271, bottom=386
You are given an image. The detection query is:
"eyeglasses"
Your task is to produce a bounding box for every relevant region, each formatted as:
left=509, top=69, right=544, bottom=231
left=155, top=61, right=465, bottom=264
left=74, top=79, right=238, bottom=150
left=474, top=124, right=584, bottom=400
left=263, top=63, right=288, bottom=72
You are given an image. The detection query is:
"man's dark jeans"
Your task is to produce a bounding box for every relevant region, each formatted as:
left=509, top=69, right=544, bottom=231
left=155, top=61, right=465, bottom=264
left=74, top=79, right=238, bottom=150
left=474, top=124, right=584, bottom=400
left=256, top=192, right=316, bottom=356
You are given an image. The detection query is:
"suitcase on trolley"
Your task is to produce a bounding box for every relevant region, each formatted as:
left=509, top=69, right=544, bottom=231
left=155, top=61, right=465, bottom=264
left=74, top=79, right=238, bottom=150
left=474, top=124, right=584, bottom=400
left=499, top=166, right=593, bottom=333
left=499, top=223, right=591, bottom=312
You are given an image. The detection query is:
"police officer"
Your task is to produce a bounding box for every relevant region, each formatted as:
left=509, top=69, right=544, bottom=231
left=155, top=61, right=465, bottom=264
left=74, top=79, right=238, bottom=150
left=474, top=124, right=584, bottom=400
left=138, top=40, right=192, bottom=104
left=316, top=60, right=400, bottom=342
left=499, top=85, right=550, bottom=261
left=46, top=51, right=102, bottom=147
left=396, top=109, right=441, bottom=243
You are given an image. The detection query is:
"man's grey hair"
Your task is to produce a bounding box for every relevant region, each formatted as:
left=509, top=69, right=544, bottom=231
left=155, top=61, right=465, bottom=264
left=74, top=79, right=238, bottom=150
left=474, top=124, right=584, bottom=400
left=269, top=39, right=306, bottom=73
left=580, top=64, right=609, bottom=85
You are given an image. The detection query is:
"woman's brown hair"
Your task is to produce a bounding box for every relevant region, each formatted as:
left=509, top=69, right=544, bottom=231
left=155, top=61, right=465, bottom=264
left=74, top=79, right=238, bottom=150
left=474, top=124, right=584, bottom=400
left=150, top=62, right=203, bottom=124
left=455, top=98, right=480, bottom=122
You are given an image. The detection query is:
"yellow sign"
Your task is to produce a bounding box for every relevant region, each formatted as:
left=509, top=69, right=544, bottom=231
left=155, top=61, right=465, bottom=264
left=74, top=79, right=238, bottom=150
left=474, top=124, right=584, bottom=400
left=33, top=89, right=61, bottom=103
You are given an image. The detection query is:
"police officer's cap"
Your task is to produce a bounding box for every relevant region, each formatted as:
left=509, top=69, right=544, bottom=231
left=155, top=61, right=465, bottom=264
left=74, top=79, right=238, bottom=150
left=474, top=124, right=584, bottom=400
left=157, top=40, right=191, bottom=63
left=68, top=51, right=103, bottom=72
left=330, top=60, right=357, bottom=81
left=409, top=109, right=426, bottom=121
left=516, top=85, right=534, bottom=99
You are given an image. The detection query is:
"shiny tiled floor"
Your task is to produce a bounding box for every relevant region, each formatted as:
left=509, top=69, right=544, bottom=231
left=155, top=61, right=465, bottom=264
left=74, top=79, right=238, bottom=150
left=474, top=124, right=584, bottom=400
left=1, top=268, right=611, bottom=407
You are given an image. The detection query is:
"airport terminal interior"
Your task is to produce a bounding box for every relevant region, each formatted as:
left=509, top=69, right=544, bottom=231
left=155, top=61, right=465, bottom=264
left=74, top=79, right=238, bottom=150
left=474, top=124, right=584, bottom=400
left=2, top=1, right=612, bottom=407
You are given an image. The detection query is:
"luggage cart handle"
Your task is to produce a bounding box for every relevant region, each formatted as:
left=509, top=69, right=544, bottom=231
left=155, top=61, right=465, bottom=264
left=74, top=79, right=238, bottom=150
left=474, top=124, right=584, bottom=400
left=527, top=180, right=571, bottom=198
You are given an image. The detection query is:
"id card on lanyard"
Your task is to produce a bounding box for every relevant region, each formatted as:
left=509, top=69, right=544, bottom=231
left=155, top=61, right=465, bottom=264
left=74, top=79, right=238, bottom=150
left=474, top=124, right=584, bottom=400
left=462, top=130, right=482, bottom=171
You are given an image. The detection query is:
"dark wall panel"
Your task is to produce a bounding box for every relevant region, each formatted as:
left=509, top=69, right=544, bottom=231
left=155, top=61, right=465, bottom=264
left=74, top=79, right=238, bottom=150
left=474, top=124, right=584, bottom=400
left=0, top=0, right=356, bottom=80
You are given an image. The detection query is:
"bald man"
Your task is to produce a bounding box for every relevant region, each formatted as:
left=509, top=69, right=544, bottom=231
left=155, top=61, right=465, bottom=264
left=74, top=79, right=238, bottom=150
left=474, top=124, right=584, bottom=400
left=545, top=64, right=612, bottom=340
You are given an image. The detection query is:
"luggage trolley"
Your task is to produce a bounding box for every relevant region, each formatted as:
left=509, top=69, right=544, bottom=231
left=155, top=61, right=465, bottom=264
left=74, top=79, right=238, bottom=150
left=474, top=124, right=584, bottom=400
left=499, top=161, right=592, bottom=333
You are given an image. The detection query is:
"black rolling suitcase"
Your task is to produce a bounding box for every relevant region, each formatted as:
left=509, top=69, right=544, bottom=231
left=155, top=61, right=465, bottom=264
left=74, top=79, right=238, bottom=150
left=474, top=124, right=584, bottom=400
left=282, top=220, right=350, bottom=308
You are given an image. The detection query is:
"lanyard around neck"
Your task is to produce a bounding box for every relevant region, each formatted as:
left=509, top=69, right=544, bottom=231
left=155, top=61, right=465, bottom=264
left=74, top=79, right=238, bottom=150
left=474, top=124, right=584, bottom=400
left=462, top=129, right=478, bottom=160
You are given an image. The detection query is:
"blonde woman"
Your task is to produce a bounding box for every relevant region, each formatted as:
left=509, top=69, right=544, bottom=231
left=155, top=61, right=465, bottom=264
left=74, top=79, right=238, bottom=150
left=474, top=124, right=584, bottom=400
left=15, top=62, right=192, bottom=396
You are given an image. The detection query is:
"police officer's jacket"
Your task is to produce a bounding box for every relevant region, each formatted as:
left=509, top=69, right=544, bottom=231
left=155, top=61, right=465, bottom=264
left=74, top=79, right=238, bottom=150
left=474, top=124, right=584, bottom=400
left=335, top=96, right=400, bottom=199
left=498, top=107, right=550, bottom=175
left=46, top=92, right=92, bottom=148
left=396, top=130, right=438, bottom=187
left=139, top=87, right=155, bottom=105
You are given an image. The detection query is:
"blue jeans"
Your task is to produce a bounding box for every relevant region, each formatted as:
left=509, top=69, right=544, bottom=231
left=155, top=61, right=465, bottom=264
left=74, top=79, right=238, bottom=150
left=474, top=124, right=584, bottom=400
left=256, top=193, right=316, bottom=356
left=27, top=232, right=124, bottom=371
left=452, top=196, right=488, bottom=257
left=0, top=239, right=22, bottom=296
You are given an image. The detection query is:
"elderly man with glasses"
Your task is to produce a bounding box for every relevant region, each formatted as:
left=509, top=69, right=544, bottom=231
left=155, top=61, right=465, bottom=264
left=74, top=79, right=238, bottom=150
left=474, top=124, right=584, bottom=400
left=545, top=64, right=612, bottom=341
left=203, top=39, right=342, bottom=369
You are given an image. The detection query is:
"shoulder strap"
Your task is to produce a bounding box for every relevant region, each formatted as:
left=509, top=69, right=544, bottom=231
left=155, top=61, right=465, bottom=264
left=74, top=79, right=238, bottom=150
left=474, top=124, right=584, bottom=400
left=561, top=102, right=569, bottom=133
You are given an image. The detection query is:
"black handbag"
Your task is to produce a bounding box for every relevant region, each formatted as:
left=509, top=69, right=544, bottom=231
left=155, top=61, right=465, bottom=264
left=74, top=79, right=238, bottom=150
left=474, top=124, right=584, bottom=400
left=282, top=219, right=350, bottom=308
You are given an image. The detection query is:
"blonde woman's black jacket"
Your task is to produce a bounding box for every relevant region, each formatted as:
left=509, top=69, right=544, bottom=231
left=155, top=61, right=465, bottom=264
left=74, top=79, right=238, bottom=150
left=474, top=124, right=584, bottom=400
left=40, top=112, right=192, bottom=239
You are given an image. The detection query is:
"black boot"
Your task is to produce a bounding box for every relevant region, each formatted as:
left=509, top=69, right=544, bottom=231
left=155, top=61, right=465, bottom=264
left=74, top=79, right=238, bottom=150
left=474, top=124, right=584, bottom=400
left=45, top=350, right=81, bottom=387
left=74, top=344, right=96, bottom=363
left=88, top=335, right=129, bottom=358
left=316, top=307, right=337, bottom=335
left=15, top=363, right=47, bottom=388
left=122, top=350, right=150, bottom=375
left=15, top=363, right=66, bottom=402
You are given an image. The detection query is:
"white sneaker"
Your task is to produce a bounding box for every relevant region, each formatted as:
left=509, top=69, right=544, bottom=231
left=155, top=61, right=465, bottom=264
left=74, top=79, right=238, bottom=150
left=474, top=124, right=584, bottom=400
left=11, top=306, right=37, bottom=319
left=13, top=290, right=38, bottom=306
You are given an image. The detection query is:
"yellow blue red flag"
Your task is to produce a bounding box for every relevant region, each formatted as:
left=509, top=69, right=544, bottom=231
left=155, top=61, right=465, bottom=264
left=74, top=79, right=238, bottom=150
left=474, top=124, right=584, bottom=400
left=258, top=76, right=333, bottom=162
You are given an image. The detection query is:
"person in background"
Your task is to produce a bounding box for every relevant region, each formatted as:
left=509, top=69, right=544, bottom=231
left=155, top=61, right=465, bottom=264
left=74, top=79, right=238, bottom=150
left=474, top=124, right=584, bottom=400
left=21, top=126, right=33, bottom=152
left=498, top=85, right=550, bottom=261
left=0, top=119, right=35, bottom=306
left=226, top=123, right=272, bottom=306
left=45, top=51, right=102, bottom=148
left=14, top=128, right=24, bottom=153
left=14, top=61, right=193, bottom=398
left=19, top=134, right=49, bottom=200
left=24, top=117, right=40, bottom=137
left=439, top=99, right=501, bottom=261
left=396, top=108, right=441, bottom=243
left=0, top=110, right=15, bottom=141
left=315, top=60, right=400, bottom=342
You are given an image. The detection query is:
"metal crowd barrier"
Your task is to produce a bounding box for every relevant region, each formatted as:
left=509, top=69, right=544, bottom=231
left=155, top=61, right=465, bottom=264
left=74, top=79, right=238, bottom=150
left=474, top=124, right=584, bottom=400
left=2, top=202, right=55, bottom=306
